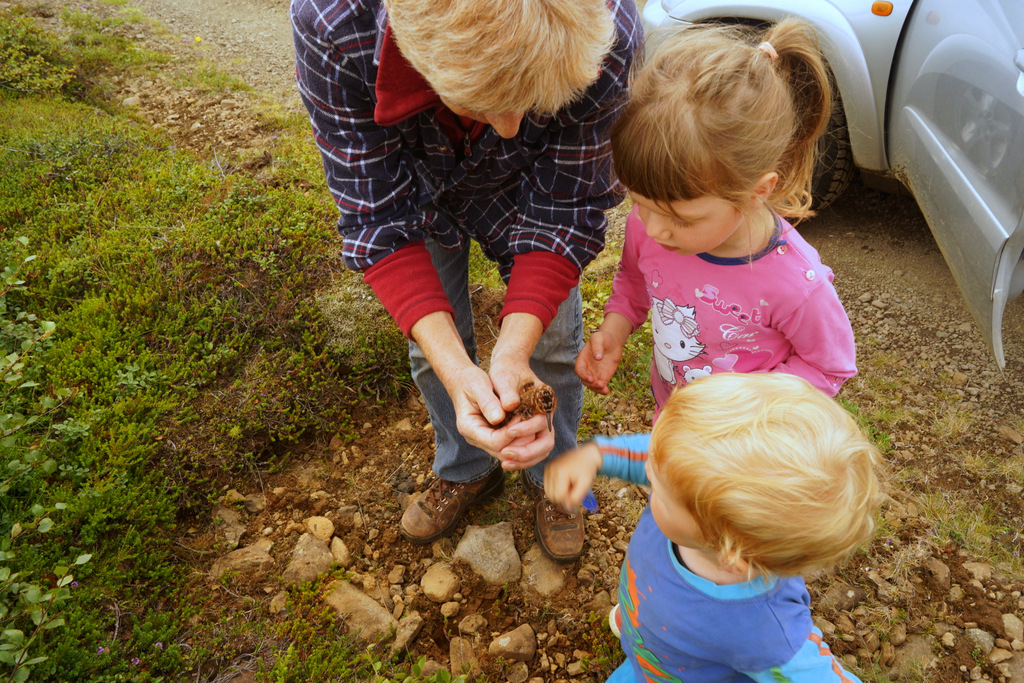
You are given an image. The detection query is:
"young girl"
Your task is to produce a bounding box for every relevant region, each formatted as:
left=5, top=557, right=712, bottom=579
left=577, top=20, right=857, bottom=414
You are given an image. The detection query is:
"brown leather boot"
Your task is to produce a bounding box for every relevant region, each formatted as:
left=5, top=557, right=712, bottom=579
left=528, top=478, right=585, bottom=563
left=400, top=468, right=504, bottom=544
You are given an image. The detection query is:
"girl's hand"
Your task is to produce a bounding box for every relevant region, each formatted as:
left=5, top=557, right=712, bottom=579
left=575, top=330, right=623, bottom=395
left=544, top=442, right=603, bottom=510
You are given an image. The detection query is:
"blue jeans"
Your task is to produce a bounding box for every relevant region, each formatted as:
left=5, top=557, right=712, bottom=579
left=409, top=238, right=584, bottom=487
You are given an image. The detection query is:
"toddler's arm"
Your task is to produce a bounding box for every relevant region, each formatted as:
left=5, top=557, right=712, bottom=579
left=575, top=312, right=633, bottom=394
left=545, top=433, right=653, bottom=510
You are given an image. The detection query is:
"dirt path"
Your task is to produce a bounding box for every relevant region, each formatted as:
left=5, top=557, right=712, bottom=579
left=127, top=0, right=299, bottom=106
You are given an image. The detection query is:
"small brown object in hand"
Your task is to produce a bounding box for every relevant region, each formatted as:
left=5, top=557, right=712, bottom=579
left=498, top=380, right=557, bottom=431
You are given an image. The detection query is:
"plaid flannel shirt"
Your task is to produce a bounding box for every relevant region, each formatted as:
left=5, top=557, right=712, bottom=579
left=291, top=0, right=641, bottom=282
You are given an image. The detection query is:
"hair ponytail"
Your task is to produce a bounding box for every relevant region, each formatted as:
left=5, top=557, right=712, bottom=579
left=760, top=19, right=832, bottom=220
left=611, top=19, right=833, bottom=222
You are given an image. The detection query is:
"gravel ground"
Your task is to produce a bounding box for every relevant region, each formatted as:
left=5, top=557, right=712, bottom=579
left=22, top=0, right=1024, bottom=680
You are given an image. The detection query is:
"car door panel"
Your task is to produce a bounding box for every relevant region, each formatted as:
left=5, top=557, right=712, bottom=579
left=888, top=0, right=1024, bottom=368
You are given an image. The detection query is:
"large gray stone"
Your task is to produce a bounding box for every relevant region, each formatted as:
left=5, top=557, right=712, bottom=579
left=210, top=539, right=274, bottom=581
left=453, top=523, right=521, bottom=585
left=323, top=580, right=398, bottom=642
left=281, top=532, right=334, bottom=586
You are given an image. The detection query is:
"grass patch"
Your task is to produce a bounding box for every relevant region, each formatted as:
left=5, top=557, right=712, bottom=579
left=914, top=492, right=1021, bottom=575
left=0, top=9, right=412, bottom=680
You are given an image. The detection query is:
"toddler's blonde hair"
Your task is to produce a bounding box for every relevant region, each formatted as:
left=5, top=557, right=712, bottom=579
left=612, top=19, right=832, bottom=221
left=650, top=373, right=881, bottom=578
left=385, top=0, right=615, bottom=115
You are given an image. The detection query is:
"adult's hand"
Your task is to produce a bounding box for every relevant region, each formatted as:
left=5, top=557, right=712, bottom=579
left=488, top=312, right=553, bottom=469
left=410, top=311, right=516, bottom=458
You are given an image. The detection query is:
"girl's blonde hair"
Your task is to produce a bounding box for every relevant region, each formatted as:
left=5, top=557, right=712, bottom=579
left=385, top=0, right=615, bottom=115
left=612, top=19, right=831, bottom=221
left=650, top=373, right=882, bottom=578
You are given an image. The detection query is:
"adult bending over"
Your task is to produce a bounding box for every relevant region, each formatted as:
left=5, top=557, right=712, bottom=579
left=291, top=0, right=641, bottom=561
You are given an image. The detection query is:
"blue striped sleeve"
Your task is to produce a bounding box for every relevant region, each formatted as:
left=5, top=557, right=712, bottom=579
left=594, top=434, right=651, bottom=486
left=743, top=627, right=862, bottom=683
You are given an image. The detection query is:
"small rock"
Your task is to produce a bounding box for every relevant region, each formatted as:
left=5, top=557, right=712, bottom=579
left=388, top=564, right=407, bottom=584
left=330, top=537, right=351, bottom=567
left=453, top=523, right=522, bottom=585
left=210, top=539, right=275, bottom=581
left=323, top=580, right=398, bottom=642
left=522, top=545, right=566, bottom=597
left=1003, top=613, right=1024, bottom=642
left=224, top=489, right=246, bottom=504
left=243, top=494, right=266, bottom=513
left=269, top=591, right=288, bottom=615
left=212, top=504, right=246, bottom=550
left=389, top=611, right=425, bottom=656
left=819, top=583, right=867, bottom=612
left=489, top=624, right=537, bottom=663
left=965, top=628, right=996, bottom=655
left=281, top=533, right=334, bottom=586
left=507, top=662, right=530, bottom=683
left=963, top=562, right=993, bottom=582
left=998, top=424, right=1024, bottom=445
left=450, top=636, right=480, bottom=678
left=421, top=563, right=460, bottom=603
left=459, top=613, right=488, bottom=635
left=880, top=641, right=896, bottom=667
left=304, top=516, right=335, bottom=542
left=924, top=558, right=951, bottom=591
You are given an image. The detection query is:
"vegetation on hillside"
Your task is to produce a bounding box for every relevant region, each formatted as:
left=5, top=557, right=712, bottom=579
left=0, top=5, right=420, bottom=680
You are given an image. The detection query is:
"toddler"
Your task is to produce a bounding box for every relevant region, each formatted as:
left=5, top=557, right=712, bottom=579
left=545, top=372, right=882, bottom=682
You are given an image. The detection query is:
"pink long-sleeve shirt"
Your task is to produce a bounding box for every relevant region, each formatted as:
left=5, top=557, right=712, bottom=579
left=606, top=207, right=857, bottom=410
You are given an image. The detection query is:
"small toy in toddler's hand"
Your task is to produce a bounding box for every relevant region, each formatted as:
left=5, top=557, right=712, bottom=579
left=498, top=380, right=557, bottom=431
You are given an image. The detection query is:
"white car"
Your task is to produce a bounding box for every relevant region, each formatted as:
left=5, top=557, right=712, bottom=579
left=642, top=0, right=1024, bottom=368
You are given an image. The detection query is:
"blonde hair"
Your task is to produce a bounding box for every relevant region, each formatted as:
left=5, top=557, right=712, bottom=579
left=385, top=0, right=615, bottom=115
left=649, top=373, right=882, bottom=578
left=611, top=19, right=832, bottom=221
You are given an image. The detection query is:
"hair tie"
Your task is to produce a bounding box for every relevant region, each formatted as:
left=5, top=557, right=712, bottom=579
left=758, top=41, right=779, bottom=62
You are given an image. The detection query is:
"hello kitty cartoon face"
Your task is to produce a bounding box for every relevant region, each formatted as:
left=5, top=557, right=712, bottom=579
left=651, top=297, right=705, bottom=384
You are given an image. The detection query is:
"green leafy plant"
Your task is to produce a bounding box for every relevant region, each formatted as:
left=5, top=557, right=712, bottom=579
left=0, top=10, right=74, bottom=94
left=0, top=240, right=91, bottom=682
left=0, top=516, right=91, bottom=683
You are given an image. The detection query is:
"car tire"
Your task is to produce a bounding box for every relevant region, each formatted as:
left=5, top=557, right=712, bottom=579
left=811, top=90, right=855, bottom=210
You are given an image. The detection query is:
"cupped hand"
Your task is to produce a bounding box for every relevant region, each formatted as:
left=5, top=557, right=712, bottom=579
left=495, top=413, right=556, bottom=471
left=448, top=363, right=516, bottom=458
left=574, top=330, right=623, bottom=395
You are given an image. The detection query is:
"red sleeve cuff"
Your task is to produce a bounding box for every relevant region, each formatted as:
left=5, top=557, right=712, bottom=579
left=363, top=243, right=453, bottom=337
left=500, top=252, right=580, bottom=329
